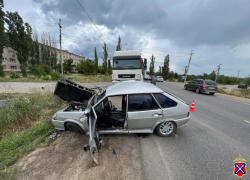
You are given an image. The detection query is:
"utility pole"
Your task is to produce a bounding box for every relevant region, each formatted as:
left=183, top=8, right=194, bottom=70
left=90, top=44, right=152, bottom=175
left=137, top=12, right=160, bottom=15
left=58, top=19, right=63, bottom=77
left=184, top=50, right=194, bottom=81
left=237, top=69, right=240, bottom=80
left=215, top=64, right=221, bottom=83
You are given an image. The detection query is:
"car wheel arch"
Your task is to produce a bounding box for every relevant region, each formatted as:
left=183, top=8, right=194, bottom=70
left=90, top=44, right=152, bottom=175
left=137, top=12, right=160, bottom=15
left=64, top=120, right=86, bottom=134
left=152, top=119, right=177, bottom=132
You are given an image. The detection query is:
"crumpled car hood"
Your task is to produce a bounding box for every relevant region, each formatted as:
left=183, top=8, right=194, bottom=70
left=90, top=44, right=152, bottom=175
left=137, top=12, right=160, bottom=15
left=54, top=77, right=96, bottom=102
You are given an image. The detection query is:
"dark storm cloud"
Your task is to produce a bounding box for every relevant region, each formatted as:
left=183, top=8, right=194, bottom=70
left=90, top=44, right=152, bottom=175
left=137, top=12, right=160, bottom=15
left=30, top=0, right=250, bottom=77
left=34, top=0, right=250, bottom=47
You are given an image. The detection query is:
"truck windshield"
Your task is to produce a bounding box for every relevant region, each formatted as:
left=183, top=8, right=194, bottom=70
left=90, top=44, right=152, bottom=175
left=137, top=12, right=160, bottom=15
left=113, top=59, right=141, bottom=69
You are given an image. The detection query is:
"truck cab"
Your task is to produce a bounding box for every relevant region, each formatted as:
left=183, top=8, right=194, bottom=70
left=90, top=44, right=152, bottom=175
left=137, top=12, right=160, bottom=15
left=112, top=50, right=146, bottom=83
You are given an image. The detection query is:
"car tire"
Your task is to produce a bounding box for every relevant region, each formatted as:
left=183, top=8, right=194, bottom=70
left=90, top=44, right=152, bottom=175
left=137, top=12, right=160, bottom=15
left=209, top=92, right=215, bottom=95
left=196, top=88, right=200, bottom=94
left=184, top=85, right=187, bottom=90
left=65, top=122, right=84, bottom=134
left=156, top=121, right=176, bottom=137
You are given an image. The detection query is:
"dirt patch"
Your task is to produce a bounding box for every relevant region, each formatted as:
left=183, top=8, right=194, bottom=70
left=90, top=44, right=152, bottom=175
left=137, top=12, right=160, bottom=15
left=16, top=132, right=143, bottom=180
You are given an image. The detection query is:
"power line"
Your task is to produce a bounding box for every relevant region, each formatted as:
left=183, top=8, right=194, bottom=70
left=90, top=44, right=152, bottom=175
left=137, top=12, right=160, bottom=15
left=193, top=53, right=218, bottom=65
left=76, top=0, right=115, bottom=49
left=190, top=62, right=212, bottom=70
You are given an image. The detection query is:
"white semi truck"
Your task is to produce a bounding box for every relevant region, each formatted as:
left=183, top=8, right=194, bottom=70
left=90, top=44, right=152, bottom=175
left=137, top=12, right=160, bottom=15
left=111, top=50, right=147, bottom=83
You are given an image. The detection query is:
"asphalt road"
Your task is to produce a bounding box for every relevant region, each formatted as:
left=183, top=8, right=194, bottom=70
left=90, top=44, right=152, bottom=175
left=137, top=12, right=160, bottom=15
left=140, top=81, right=250, bottom=180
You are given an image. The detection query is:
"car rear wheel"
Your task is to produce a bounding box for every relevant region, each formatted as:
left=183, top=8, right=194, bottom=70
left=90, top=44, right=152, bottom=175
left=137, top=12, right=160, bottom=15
left=209, top=92, right=215, bottom=95
left=184, top=85, right=187, bottom=90
left=156, top=121, right=176, bottom=137
left=66, top=122, right=84, bottom=134
left=196, top=88, right=200, bottom=94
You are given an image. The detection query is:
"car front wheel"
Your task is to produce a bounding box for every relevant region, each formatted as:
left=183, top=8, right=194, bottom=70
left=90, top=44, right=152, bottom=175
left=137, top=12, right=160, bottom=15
left=184, top=85, right=187, bottom=90
left=156, top=121, right=176, bottom=137
left=196, top=88, right=200, bottom=94
left=66, top=122, right=84, bottom=134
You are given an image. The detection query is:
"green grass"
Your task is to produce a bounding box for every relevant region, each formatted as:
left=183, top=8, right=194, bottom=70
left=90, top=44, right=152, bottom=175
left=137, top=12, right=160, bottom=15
left=0, top=167, right=18, bottom=180
left=218, top=88, right=250, bottom=99
left=0, top=91, right=64, bottom=179
left=0, top=73, right=112, bottom=83
left=0, top=120, right=54, bottom=171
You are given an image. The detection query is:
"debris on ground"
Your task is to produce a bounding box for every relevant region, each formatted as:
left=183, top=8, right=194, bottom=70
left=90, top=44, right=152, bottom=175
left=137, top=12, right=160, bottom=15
left=49, top=130, right=61, bottom=140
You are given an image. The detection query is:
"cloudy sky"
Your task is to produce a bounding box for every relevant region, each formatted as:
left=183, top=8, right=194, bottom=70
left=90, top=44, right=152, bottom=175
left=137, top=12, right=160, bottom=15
left=4, top=0, right=250, bottom=77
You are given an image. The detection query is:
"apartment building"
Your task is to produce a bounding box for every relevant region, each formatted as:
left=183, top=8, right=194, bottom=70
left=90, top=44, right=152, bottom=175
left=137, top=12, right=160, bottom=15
left=1, top=45, right=85, bottom=72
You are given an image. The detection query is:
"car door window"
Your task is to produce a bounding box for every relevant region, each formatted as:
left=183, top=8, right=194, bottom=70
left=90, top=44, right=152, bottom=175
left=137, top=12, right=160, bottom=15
left=153, top=94, right=177, bottom=108
left=194, top=80, right=199, bottom=84
left=128, top=94, right=159, bottom=111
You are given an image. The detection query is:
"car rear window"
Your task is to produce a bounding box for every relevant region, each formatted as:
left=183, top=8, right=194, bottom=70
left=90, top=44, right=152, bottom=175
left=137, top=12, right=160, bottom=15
left=128, top=94, right=159, bottom=111
left=153, top=94, right=177, bottom=108
left=205, top=81, right=217, bottom=85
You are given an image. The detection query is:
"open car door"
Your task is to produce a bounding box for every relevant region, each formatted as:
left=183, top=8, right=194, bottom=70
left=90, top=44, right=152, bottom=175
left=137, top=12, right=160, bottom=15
left=88, top=107, right=102, bottom=164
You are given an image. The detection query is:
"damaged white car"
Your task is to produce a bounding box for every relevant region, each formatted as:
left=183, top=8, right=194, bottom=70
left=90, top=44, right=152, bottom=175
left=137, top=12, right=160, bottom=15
left=52, top=77, right=190, bottom=163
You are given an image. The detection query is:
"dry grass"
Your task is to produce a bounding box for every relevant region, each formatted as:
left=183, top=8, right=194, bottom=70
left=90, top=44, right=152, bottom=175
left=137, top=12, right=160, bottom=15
left=0, top=73, right=112, bottom=83
left=218, top=88, right=250, bottom=99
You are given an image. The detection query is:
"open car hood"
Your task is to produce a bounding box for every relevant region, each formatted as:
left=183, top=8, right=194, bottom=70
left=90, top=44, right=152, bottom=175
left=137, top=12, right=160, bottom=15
left=54, top=77, right=96, bottom=102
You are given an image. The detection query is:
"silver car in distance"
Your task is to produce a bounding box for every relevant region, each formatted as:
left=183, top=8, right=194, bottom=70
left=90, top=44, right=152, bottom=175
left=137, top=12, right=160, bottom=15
left=52, top=77, right=190, bottom=163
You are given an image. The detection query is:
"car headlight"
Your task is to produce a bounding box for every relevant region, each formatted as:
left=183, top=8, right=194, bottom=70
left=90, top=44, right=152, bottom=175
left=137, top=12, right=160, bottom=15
left=52, top=114, right=57, bottom=119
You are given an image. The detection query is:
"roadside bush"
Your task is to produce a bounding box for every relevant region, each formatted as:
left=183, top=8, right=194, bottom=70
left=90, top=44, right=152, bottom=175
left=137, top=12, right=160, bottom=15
left=10, top=72, right=20, bottom=79
left=41, top=64, right=51, bottom=74
left=0, top=66, right=5, bottom=77
left=77, top=60, right=95, bottom=75
left=41, top=75, right=50, bottom=80
left=98, top=65, right=104, bottom=74
left=50, top=71, right=60, bottom=80
left=30, top=65, right=46, bottom=77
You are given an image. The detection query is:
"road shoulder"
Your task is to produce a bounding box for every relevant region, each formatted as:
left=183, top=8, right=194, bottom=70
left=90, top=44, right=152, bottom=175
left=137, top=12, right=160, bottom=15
left=216, top=93, right=250, bottom=104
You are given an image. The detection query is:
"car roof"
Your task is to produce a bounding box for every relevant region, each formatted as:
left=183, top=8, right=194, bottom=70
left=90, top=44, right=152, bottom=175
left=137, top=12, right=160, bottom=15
left=106, top=81, right=163, bottom=96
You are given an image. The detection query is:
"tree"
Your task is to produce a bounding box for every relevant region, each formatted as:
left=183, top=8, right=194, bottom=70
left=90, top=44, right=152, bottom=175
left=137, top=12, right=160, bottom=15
left=116, top=35, right=121, bottom=51
left=63, top=59, right=75, bottom=73
left=208, top=71, right=216, bottom=81
left=149, top=54, right=155, bottom=75
left=103, top=42, right=108, bottom=76
left=246, top=75, right=250, bottom=85
left=158, top=66, right=162, bottom=75
left=5, top=11, right=33, bottom=77
left=162, top=55, right=170, bottom=80
left=94, top=47, right=98, bottom=75
left=0, top=0, right=7, bottom=77
left=77, top=58, right=95, bottom=75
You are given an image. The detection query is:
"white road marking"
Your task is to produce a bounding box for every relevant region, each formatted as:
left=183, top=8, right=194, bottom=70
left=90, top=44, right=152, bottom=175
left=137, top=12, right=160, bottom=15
left=244, top=120, right=250, bottom=123
left=218, top=96, right=250, bottom=105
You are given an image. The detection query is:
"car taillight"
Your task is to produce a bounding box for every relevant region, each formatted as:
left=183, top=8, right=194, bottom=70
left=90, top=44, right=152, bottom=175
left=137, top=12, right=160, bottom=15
left=187, top=112, right=189, bottom=117
left=202, top=84, right=206, bottom=88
